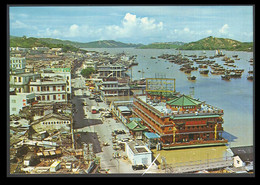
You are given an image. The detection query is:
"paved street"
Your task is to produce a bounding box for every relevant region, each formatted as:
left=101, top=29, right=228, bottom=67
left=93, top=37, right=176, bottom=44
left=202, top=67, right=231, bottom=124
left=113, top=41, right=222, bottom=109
left=71, top=72, right=161, bottom=174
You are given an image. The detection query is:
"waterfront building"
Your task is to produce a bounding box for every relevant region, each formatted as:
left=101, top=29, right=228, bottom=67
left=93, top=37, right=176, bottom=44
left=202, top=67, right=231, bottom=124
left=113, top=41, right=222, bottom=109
left=132, top=94, right=227, bottom=149
left=100, top=80, right=131, bottom=97
left=125, top=140, right=152, bottom=166
left=97, top=64, right=126, bottom=78
left=126, top=119, right=148, bottom=140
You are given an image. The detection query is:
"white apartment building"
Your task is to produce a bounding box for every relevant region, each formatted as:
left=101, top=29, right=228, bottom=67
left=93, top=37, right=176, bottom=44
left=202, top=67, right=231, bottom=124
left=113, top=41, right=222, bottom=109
left=10, top=91, right=36, bottom=115
left=10, top=57, right=26, bottom=71
left=29, top=77, right=68, bottom=103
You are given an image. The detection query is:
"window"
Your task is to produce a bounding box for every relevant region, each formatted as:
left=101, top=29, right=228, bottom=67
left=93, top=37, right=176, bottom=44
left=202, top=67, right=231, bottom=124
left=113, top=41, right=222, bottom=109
left=11, top=99, right=16, bottom=103
left=47, top=86, right=49, bottom=91
left=53, top=95, right=56, bottom=100
left=53, top=86, right=56, bottom=91
left=47, top=95, right=50, bottom=101
left=18, top=77, right=21, bottom=82
left=62, top=86, right=65, bottom=91
left=31, top=87, right=33, bottom=92
left=42, top=96, right=45, bottom=101
left=14, top=77, right=17, bottom=82
left=62, top=95, right=65, bottom=99
left=37, top=86, right=40, bottom=91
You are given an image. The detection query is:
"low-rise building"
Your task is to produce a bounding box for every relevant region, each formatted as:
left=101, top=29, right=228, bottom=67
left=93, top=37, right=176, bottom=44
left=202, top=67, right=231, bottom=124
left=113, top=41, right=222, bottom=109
left=29, top=77, right=68, bottom=103
left=125, top=140, right=152, bottom=166
left=30, top=113, right=71, bottom=133
left=10, top=90, right=36, bottom=115
left=10, top=73, right=41, bottom=93
left=97, top=64, right=126, bottom=78
left=10, top=57, right=26, bottom=73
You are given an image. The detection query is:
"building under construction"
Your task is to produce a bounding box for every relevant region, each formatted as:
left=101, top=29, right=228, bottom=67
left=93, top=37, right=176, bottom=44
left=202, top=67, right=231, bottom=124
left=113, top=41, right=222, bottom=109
left=132, top=78, right=228, bottom=149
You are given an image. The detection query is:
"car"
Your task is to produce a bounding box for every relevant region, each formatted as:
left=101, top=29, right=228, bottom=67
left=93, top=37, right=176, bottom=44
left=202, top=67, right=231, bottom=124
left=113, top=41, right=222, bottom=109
left=95, top=98, right=103, bottom=102
left=132, top=164, right=147, bottom=171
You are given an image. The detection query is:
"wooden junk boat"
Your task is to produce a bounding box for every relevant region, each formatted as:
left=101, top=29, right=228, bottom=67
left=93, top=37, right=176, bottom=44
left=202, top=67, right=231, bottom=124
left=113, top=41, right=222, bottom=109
left=199, top=69, right=209, bottom=75
left=187, top=76, right=196, bottom=80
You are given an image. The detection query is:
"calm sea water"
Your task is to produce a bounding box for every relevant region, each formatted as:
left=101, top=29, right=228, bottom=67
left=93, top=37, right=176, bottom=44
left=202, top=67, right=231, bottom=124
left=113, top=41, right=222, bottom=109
left=84, top=48, right=254, bottom=147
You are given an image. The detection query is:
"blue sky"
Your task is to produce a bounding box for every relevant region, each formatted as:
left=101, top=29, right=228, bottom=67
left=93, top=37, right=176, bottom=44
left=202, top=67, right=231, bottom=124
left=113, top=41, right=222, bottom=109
left=9, top=6, right=254, bottom=44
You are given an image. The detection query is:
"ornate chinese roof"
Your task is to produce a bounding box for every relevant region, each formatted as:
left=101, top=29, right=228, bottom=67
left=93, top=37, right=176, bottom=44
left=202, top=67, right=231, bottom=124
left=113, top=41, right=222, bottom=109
left=166, top=94, right=202, bottom=107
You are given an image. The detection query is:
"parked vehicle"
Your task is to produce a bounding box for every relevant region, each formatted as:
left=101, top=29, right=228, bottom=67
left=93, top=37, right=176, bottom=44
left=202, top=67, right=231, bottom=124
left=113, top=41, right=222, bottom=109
left=132, top=164, right=147, bottom=170
left=91, top=106, right=98, bottom=114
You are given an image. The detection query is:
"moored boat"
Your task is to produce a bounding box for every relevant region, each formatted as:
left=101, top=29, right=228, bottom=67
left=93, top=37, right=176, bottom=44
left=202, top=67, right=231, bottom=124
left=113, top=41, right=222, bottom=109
left=187, top=76, right=196, bottom=80
left=199, top=69, right=209, bottom=74
left=247, top=75, right=253, bottom=81
left=221, top=74, right=231, bottom=80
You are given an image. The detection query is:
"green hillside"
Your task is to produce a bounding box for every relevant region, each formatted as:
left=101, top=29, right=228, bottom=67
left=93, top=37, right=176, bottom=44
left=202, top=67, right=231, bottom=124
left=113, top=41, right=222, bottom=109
left=138, top=42, right=185, bottom=49
left=178, top=36, right=253, bottom=51
left=10, top=36, right=80, bottom=52
left=78, top=40, right=143, bottom=48
left=10, top=36, right=143, bottom=49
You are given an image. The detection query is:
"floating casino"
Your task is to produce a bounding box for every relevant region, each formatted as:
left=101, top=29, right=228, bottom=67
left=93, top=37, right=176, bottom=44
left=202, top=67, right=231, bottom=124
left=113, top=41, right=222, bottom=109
left=132, top=92, right=228, bottom=149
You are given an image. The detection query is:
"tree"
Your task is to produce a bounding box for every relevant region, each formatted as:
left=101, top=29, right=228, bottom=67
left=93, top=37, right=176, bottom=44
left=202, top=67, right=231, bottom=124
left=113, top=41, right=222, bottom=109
left=80, top=67, right=95, bottom=78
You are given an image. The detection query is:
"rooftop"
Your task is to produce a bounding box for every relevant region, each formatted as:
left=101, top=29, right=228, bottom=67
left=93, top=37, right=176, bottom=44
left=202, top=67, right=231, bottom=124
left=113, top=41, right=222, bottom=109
left=166, top=94, right=202, bottom=106
left=135, top=95, right=223, bottom=118
left=127, top=140, right=151, bottom=155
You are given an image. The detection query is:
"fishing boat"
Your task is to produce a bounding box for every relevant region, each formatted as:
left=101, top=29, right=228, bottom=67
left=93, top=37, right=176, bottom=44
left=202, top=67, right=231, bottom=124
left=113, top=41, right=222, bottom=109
left=187, top=76, right=196, bottom=80
left=150, top=56, right=156, bottom=59
left=215, top=50, right=225, bottom=57
left=247, top=75, right=253, bottom=81
left=199, top=69, right=209, bottom=74
left=184, top=69, right=192, bottom=74
left=229, top=72, right=242, bottom=78
left=198, top=64, right=208, bottom=68
left=221, top=74, right=231, bottom=80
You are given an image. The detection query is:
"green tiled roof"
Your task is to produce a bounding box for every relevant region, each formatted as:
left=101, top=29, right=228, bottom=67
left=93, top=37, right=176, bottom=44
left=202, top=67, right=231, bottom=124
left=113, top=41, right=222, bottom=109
left=126, top=120, right=147, bottom=131
left=166, top=94, right=202, bottom=107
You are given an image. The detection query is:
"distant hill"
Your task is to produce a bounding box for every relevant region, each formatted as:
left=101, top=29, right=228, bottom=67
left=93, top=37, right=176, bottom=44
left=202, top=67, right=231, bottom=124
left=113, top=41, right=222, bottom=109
left=10, top=35, right=253, bottom=51
left=10, top=36, right=80, bottom=52
left=10, top=36, right=143, bottom=49
left=178, top=36, right=253, bottom=51
left=138, top=42, right=185, bottom=49
left=78, top=40, right=143, bottom=48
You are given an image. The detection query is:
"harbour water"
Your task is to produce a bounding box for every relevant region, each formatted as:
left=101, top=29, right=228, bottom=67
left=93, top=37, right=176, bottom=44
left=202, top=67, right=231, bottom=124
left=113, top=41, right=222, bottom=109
left=84, top=48, right=254, bottom=147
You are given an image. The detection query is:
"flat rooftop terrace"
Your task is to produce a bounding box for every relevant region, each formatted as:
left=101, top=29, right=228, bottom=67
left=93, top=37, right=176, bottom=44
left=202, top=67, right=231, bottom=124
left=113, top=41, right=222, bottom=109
left=135, top=95, right=224, bottom=119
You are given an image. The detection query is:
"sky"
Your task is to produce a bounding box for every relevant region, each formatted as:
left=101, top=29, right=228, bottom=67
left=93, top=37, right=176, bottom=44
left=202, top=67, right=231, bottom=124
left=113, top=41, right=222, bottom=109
left=9, top=6, right=254, bottom=44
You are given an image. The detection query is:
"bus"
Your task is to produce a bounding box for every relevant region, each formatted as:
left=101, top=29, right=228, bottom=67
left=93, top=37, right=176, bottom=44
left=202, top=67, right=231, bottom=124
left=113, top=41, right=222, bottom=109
left=91, top=106, right=98, bottom=114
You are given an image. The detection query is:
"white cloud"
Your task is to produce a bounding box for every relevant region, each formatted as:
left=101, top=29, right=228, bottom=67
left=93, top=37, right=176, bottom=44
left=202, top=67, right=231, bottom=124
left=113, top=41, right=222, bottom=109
left=68, top=24, right=80, bottom=37
left=34, top=13, right=163, bottom=42
left=184, top=27, right=190, bottom=32
left=167, top=27, right=214, bottom=42
left=219, top=24, right=229, bottom=34
left=102, top=13, right=164, bottom=40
